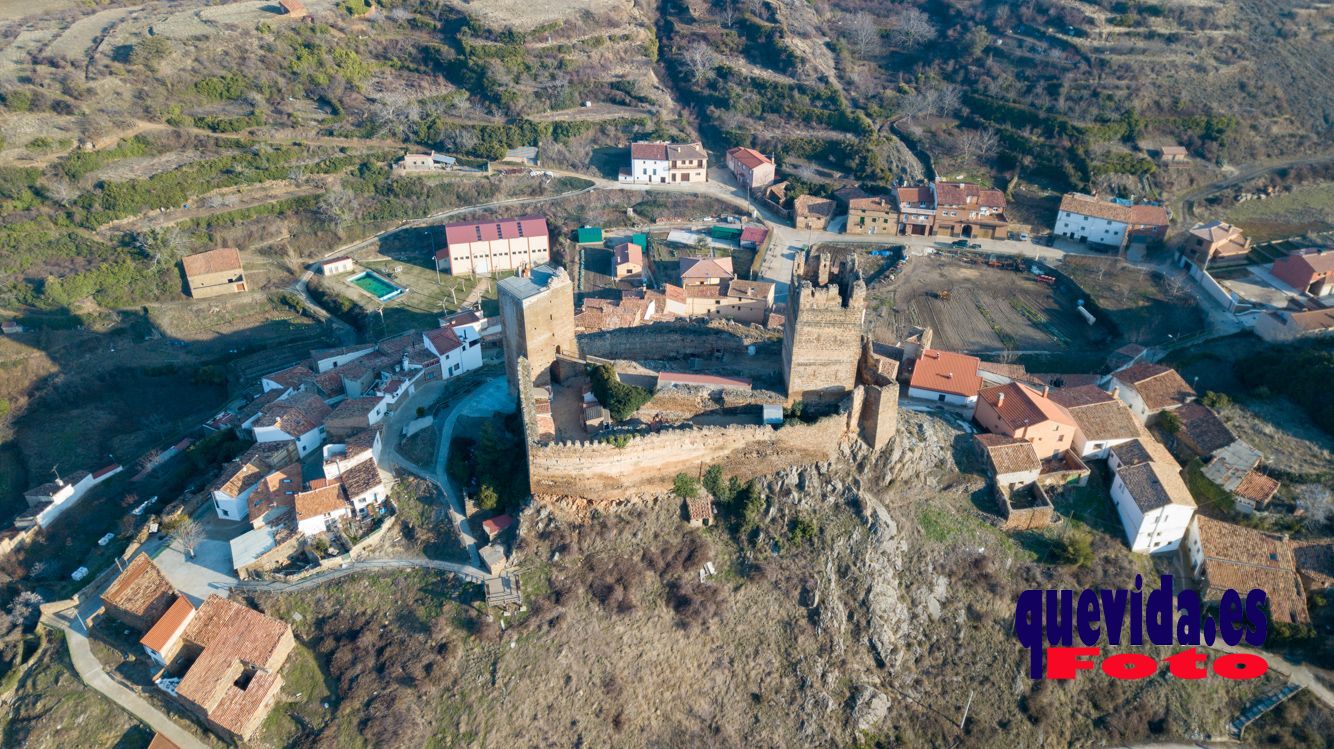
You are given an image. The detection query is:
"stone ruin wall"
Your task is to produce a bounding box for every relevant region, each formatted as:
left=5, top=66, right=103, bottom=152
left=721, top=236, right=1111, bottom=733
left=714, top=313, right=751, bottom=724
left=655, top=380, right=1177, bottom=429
left=518, top=356, right=853, bottom=505
left=577, top=319, right=778, bottom=362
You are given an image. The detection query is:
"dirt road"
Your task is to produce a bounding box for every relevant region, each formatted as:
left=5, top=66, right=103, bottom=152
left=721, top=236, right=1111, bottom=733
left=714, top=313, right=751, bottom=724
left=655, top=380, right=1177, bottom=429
left=1176, top=150, right=1334, bottom=223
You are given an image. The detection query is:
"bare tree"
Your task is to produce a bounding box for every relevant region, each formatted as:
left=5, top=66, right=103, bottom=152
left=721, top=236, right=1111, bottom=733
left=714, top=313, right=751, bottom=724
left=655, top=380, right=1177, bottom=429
left=899, top=84, right=961, bottom=120
left=133, top=227, right=188, bottom=268
left=888, top=7, right=936, bottom=50
left=137, top=449, right=161, bottom=474
left=169, top=517, right=204, bottom=559
left=956, top=127, right=1000, bottom=161
left=718, top=0, right=737, bottom=28
left=682, top=42, right=719, bottom=81
left=318, top=187, right=358, bottom=231
left=845, top=12, right=882, bottom=58
left=44, top=179, right=79, bottom=206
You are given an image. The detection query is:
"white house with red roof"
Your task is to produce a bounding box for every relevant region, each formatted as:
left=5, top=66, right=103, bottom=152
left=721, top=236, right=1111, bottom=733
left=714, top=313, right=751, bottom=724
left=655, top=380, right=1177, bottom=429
left=423, top=320, right=483, bottom=380
left=622, top=141, right=708, bottom=184
left=434, top=216, right=549, bottom=276
left=907, top=349, right=983, bottom=413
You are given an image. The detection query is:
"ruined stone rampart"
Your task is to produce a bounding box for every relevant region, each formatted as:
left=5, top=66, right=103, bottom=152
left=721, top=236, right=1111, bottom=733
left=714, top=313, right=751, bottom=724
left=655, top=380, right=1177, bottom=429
left=526, top=406, right=850, bottom=503
left=577, top=320, right=776, bottom=362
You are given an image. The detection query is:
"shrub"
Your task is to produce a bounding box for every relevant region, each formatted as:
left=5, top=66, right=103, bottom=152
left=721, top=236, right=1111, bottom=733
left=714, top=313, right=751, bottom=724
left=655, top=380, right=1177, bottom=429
left=1050, top=529, right=1094, bottom=567
left=588, top=364, right=651, bottom=421
left=1200, top=391, right=1232, bottom=410
left=788, top=516, right=817, bottom=546
left=673, top=473, right=699, bottom=500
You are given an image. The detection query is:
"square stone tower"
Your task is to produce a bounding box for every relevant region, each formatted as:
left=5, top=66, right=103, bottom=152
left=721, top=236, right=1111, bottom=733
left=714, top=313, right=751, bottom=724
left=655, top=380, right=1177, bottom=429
left=782, top=251, right=867, bottom=404
left=499, top=264, right=578, bottom=393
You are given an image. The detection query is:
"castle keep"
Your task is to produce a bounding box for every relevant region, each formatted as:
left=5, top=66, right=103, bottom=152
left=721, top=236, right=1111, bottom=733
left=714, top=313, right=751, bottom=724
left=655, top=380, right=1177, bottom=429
left=498, top=263, right=578, bottom=393
left=782, top=251, right=867, bottom=405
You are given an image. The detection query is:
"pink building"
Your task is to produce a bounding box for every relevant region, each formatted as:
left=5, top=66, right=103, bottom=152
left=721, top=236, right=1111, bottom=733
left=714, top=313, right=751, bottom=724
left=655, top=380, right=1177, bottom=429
left=975, top=382, right=1078, bottom=461
left=435, top=216, right=550, bottom=276
left=725, top=146, right=776, bottom=190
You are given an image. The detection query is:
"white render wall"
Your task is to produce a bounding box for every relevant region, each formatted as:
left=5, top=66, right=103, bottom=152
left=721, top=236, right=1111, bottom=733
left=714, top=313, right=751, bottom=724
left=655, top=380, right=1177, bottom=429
left=1056, top=210, right=1130, bottom=247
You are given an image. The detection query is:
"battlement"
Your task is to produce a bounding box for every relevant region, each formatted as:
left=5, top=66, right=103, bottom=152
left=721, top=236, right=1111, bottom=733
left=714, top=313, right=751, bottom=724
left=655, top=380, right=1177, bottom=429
left=783, top=249, right=868, bottom=403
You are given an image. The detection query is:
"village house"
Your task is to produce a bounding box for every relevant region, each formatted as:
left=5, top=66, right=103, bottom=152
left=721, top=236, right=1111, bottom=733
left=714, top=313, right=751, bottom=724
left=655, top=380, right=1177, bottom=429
left=1156, top=145, right=1189, bottom=165
left=424, top=319, right=484, bottom=381
left=434, top=215, right=550, bottom=276
left=1253, top=307, right=1334, bottom=342
left=725, top=146, right=775, bottom=190
left=1200, top=439, right=1280, bottom=511
left=17, top=464, right=122, bottom=529
left=1107, top=439, right=1196, bottom=554
left=906, top=349, right=983, bottom=413
left=687, top=495, right=715, bottom=527
left=975, top=382, right=1078, bottom=461
left=931, top=181, right=1008, bottom=239
left=1108, top=363, right=1195, bottom=423
left=792, top=194, right=835, bottom=230
left=315, top=256, right=355, bottom=275
left=259, top=363, right=315, bottom=395
left=168, top=595, right=295, bottom=742
left=1048, top=385, right=1141, bottom=459
left=1270, top=247, right=1334, bottom=297
left=251, top=391, right=332, bottom=457
left=621, top=141, right=708, bottom=184
left=975, top=433, right=1041, bottom=493
left=892, top=186, right=934, bottom=236
left=208, top=441, right=299, bottom=521
left=679, top=255, right=734, bottom=288
left=247, top=463, right=303, bottom=527
left=293, top=483, right=351, bottom=536
left=278, top=0, right=308, bottom=18
left=321, top=428, right=381, bottom=479
left=845, top=196, right=897, bottom=236
left=718, top=279, right=775, bottom=324
left=1183, top=220, right=1251, bottom=267
left=740, top=225, right=768, bottom=250
left=310, top=344, right=375, bottom=374
left=1183, top=516, right=1309, bottom=624
left=394, top=151, right=455, bottom=172
left=574, top=294, right=656, bottom=332
left=614, top=242, right=644, bottom=278
left=323, top=395, right=388, bottom=440
left=1053, top=193, right=1170, bottom=249
left=100, top=554, right=177, bottom=632
left=1171, top=402, right=1237, bottom=458
left=338, top=458, right=388, bottom=517
left=181, top=248, right=246, bottom=299
left=140, top=596, right=196, bottom=667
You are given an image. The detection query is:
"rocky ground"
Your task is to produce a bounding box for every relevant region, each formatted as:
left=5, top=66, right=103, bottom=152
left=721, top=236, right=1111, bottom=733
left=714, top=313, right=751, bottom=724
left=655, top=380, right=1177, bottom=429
left=249, top=410, right=1324, bottom=748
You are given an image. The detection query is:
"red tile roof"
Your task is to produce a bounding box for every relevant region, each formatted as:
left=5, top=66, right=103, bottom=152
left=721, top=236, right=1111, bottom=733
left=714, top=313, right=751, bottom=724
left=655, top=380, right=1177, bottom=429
left=740, top=226, right=768, bottom=244
left=443, top=216, right=548, bottom=247
left=909, top=349, right=982, bottom=397
left=482, top=514, right=514, bottom=535
left=614, top=242, right=644, bottom=267
left=181, top=248, right=242, bottom=278
left=424, top=325, right=463, bottom=355
left=1113, top=363, right=1195, bottom=411
left=631, top=141, right=707, bottom=161
left=140, top=596, right=195, bottom=654
left=979, top=382, right=1076, bottom=430
left=727, top=146, right=772, bottom=169
left=679, top=256, right=734, bottom=281
left=101, top=554, right=176, bottom=626
left=293, top=484, right=348, bottom=522
left=933, top=181, right=1005, bottom=210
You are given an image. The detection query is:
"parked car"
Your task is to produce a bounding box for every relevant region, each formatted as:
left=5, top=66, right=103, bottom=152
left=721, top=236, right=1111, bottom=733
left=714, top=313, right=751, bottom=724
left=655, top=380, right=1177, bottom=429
left=1019, top=232, right=1030, bottom=241
left=98, top=533, right=115, bottom=546
left=969, top=242, right=982, bottom=249
left=951, top=239, right=970, bottom=248
left=71, top=566, right=89, bottom=581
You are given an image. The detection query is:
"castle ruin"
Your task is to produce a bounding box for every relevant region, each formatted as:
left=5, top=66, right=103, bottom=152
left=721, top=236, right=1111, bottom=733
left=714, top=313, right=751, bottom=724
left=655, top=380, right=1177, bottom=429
left=782, top=251, right=867, bottom=405
left=498, top=263, right=578, bottom=394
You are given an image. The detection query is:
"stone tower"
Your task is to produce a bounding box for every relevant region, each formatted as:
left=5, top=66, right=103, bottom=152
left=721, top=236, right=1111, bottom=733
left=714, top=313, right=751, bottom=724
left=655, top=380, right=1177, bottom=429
left=498, top=263, right=578, bottom=393
left=782, top=251, right=867, bottom=404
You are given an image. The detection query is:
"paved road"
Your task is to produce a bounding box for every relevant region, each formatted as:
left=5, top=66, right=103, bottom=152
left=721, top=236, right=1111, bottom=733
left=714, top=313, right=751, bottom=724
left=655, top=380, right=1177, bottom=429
left=40, top=614, right=211, bottom=749
left=228, top=557, right=485, bottom=593
left=380, top=375, right=513, bottom=570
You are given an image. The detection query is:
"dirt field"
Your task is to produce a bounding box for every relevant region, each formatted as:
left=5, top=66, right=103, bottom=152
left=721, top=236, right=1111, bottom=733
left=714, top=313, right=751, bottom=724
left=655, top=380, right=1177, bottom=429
left=870, top=254, right=1101, bottom=354
left=1058, top=255, right=1207, bottom=345
left=1224, top=182, right=1334, bottom=241
left=447, top=0, right=632, bottom=30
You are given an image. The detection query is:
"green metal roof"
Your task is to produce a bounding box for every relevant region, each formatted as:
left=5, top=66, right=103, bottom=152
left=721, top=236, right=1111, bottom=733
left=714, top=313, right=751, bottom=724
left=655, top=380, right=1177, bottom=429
left=575, top=227, right=603, bottom=243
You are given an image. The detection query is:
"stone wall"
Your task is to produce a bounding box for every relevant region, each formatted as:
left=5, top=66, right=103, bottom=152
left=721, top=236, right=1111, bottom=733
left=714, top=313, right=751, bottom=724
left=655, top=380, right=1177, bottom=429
left=782, top=253, right=867, bottom=404
left=858, top=382, right=899, bottom=451
left=525, top=399, right=852, bottom=504
left=576, top=319, right=775, bottom=362
left=501, top=267, right=577, bottom=392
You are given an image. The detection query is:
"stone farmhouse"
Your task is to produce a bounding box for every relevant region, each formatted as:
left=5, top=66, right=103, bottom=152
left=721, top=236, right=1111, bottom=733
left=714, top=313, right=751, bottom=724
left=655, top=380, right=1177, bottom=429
left=1183, top=516, right=1310, bottom=624
left=181, top=248, right=246, bottom=299
left=101, top=556, right=296, bottom=742
left=621, top=141, right=708, bottom=184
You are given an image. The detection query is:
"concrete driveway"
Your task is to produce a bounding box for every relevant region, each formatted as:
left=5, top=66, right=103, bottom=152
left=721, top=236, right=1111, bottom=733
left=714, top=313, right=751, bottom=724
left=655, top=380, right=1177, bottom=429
left=149, top=510, right=245, bottom=603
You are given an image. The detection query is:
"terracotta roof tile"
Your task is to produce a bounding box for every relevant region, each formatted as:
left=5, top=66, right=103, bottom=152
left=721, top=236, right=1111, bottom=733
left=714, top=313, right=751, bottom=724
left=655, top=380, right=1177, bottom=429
left=181, top=248, right=242, bottom=278
left=976, top=434, right=1041, bottom=476
left=978, top=382, right=1076, bottom=430
left=1193, top=517, right=1307, bottom=624
left=1175, top=403, right=1236, bottom=455
left=140, top=596, right=195, bottom=654
left=293, top=484, right=348, bottom=522
left=339, top=459, right=382, bottom=500
left=909, top=349, right=982, bottom=397
left=1113, top=363, right=1195, bottom=411
left=101, top=554, right=176, bottom=626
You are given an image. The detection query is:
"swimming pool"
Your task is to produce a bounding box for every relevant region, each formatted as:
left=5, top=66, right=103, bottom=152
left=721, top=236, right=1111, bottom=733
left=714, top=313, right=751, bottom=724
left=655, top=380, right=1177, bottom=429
left=349, top=271, right=405, bottom=301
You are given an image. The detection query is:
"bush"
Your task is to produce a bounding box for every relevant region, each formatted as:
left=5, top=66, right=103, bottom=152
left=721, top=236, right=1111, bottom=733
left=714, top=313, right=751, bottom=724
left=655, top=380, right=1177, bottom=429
left=673, top=473, right=699, bottom=500
left=588, top=364, right=651, bottom=421
left=1200, top=391, right=1232, bottom=410
left=1050, top=529, right=1094, bottom=567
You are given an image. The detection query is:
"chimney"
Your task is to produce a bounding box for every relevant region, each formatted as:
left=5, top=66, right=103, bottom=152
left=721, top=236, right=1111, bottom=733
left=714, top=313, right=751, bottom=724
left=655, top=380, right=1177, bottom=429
left=997, top=392, right=1005, bottom=407
left=1111, top=386, right=1120, bottom=399
left=1041, top=385, right=1050, bottom=398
